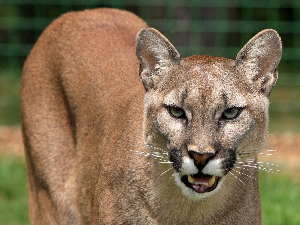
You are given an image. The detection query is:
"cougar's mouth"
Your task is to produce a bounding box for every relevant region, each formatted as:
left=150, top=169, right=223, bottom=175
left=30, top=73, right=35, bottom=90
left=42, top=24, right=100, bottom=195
left=181, top=172, right=220, bottom=193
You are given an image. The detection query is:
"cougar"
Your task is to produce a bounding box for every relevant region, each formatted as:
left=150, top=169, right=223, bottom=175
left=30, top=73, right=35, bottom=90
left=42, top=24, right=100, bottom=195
left=21, top=8, right=282, bottom=225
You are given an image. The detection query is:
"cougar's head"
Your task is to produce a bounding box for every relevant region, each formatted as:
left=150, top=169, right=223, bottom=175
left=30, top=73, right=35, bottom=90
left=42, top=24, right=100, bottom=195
left=136, top=28, right=282, bottom=199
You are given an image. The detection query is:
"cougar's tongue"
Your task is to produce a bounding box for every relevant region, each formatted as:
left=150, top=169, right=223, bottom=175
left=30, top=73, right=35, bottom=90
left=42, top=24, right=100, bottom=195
left=187, top=174, right=216, bottom=192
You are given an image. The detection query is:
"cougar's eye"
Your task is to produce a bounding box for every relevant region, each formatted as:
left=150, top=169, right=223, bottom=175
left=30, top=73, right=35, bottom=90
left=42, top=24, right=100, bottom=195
left=222, top=107, right=242, bottom=120
left=167, top=106, right=186, bottom=119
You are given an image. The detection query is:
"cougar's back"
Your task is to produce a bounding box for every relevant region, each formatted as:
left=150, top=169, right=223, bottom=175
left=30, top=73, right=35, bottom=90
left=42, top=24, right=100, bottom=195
left=21, top=8, right=147, bottom=224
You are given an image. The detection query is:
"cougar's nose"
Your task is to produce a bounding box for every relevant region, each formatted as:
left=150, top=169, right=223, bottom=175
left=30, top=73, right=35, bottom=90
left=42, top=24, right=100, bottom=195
left=188, top=145, right=215, bottom=167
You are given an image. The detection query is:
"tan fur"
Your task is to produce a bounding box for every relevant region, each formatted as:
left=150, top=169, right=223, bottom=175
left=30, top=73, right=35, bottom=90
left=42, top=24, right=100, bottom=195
left=21, top=8, right=282, bottom=224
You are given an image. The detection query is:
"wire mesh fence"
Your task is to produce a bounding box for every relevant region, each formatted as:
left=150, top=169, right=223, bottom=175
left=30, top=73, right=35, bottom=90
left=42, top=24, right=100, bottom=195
left=0, top=0, right=299, bottom=131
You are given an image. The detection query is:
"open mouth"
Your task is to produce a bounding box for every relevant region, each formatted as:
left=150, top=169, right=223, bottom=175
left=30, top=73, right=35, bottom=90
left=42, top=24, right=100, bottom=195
left=181, top=172, right=220, bottom=193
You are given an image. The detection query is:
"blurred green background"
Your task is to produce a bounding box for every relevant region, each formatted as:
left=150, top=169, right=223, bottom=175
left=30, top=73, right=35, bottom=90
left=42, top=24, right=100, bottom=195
left=0, top=1, right=300, bottom=225
left=1, top=0, right=300, bottom=132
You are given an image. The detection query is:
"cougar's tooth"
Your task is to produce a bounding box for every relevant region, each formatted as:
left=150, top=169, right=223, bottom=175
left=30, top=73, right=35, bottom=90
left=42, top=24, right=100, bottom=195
left=209, top=176, right=216, bottom=186
left=188, top=175, right=195, bottom=184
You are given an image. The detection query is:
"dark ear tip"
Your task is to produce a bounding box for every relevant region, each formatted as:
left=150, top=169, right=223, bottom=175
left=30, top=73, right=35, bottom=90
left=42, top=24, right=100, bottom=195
left=236, top=29, right=282, bottom=64
left=136, top=27, right=148, bottom=38
left=136, top=28, right=160, bottom=40
left=136, top=28, right=161, bottom=54
left=257, top=29, right=282, bottom=49
left=259, top=29, right=280, bottom=37
left=252, top=29, right=282, bottom=53
left=235, top=29, right=282, bottom=96
left=135, top=27, right=180, bottom=62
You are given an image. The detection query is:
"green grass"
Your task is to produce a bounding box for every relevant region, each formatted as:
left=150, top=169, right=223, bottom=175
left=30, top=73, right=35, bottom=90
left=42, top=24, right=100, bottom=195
left=0, top=69, right=21, bottom=125
left=0, top=154, right=299, bottom=224
left=0, top=154, right=29, bottom=225
left=260, top=171, right=300, bottom=225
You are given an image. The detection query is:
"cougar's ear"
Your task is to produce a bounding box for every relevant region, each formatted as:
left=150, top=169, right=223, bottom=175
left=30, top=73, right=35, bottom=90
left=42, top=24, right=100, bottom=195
left=236, top=29, right=282, bottom=96
left=136, top=28, right=180, bottom=91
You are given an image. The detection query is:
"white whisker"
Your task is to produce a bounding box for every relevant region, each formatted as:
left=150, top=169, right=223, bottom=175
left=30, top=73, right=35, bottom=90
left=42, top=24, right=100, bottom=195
left=146, top=144, right=168, bottom=154
left=258, top=167, right=280, bottom=174
left=229, top=171, right=245, bottom=185
left=147, top=161, right=173, bottom=165
left=125, top=148, right=170, bottom=163
left=232, top=168, right=258, bottom=181
left=147, top=161, right=172, bottom=165
left=259, top=149, right=283, bottom=155
left=239, top=164, right=258, bottom=169
left=235, top=157, right=281, bottom=174
left=158, top=167, right=173, bottom=179
left=257, top=161, right=280, bottom=167
left=169, top=173, right=175, bottom=182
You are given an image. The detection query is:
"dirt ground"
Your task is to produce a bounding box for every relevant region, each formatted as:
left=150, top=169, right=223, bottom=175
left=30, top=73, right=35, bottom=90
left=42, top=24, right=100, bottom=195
left=0, top=126, right=24, bottom=156
left=1, top=126, right=299, bottom=175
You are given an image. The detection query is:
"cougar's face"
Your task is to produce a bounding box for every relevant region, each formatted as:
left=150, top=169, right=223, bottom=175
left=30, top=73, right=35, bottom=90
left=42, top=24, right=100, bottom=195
left=144, top=58, right=269, bottom=199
